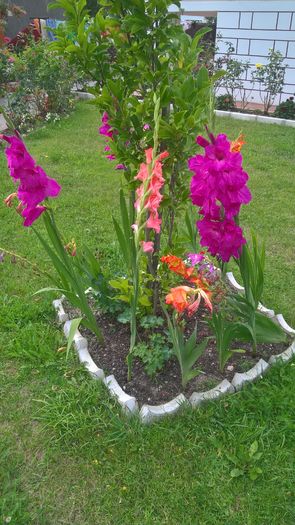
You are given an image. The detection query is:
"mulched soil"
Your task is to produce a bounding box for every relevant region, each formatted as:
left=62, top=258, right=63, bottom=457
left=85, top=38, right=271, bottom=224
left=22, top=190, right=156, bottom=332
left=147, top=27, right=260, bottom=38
left=68, top=305, right=290, bottom=406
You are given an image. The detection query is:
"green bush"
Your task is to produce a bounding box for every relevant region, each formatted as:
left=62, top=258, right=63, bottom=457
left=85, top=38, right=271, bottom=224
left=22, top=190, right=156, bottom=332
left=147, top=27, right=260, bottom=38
left=215, top=94, right=235, bottom=111
left=7, top=41, right=77, bottom=131
left=274, top=97, right=295, bottom=120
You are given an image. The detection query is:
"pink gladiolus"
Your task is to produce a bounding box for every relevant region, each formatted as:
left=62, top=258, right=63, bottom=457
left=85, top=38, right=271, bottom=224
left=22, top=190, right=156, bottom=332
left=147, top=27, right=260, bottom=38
left=143, top=124, right=150, bottom=131
left=132, top=148, right=168, bottom=239
left=115, top=163, right=126, bottom=170
left=106, top=154, right=116, bottom=161
left=2, top=134, right=61, bottom=227
left=189, top=132, right=251, bottom=262
left=146, top=211, right=162, bottom=233
left=141, top=241, right=154, bottom=253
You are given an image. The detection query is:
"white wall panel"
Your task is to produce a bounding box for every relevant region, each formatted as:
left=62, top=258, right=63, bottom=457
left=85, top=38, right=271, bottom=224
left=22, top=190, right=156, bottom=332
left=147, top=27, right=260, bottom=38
left=252, top=12, right=278, bottom=30
left=179, top=0, right=295, bottom=104
left=287, top=41, right=295, bottom=57
left=218, top=11, right=240, bottom=27
left=277, top=12, right=292, bottom=30
left=250, top=39, right=274, bottom=56
left=177, top=2, right=295, bottom=13
left=237, top=39, right=250, bottom=54
left=240, top=12, right=252, bottom=29
left=274, top=41, right=288, bottom=55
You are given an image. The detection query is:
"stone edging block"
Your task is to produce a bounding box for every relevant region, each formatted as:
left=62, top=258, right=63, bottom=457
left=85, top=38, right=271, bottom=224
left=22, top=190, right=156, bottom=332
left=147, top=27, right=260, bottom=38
left=215, top=110, right=295, bottom=128
left=103, top=375, right=138, bottom=415
left=52, top=299, right=69, bottom=324
left=231, top=359, right=269, bottom=390
left=140, top=394, right=187, bottom=424
left=190, top=379, right=234, bottom=407
left=269, top=340, right=295, bottom=364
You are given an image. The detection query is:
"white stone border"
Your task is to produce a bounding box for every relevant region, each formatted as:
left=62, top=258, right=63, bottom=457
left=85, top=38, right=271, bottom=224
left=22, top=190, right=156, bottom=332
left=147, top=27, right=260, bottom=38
left=215, top=110, right=295, bottom=128
left=53, top=281, right=295, bottom=424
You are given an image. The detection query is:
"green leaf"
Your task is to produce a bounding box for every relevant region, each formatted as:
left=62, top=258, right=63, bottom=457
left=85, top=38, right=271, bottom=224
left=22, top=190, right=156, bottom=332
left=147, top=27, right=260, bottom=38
left=248, top=467, right=262, bottom=480
left=255, top=313, right=287, bottom=343
left=33, top=287, right=67, bottom=295
left=66, top=317, right=82, bottom=359
left=230, top=468, right=244, bottom=478
left=249, top=440, right=258, bottom=458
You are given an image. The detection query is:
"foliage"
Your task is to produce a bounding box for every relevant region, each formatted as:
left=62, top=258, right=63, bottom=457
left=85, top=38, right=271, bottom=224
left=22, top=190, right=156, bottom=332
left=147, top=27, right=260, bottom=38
left=6, top=41, right=76, bottom=131
left=274, top=96, right=295, bottom=120
left=215, top=93, right=235, bottom=111
left=49, top=0, right=216, bottom=263
left=209, top=311, right=247, bottom=371
left=0, top=47, right=15, bottom=95
left=227, top=440, right=263, bottom=481
left=133, top=333, right=171, bottom=377
left=252, top=50, right=287, bottom=114
left=215, top=42, right=251, bottom=109
left=163, top=308, right=208, bottom=387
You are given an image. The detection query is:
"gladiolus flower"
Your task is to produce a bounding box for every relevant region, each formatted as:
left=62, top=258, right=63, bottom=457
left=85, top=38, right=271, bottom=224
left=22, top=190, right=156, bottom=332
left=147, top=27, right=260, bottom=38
left=230, top=134, right=245, bottom=153
left=143, top=124, right=150, bottom=131
left=189, top=132, right=251, bottom=262
left=161, top=254, right=195, bottom=280
left=4, top=193, right=17, bottom=207
left=65, top=239, right=77, bottom=257
left=187, top=252, right=205, bottom=266
left=141, top=241, right=154, bottom=253
left=133, top=148, right=169, bottom=235
left=197, top=216, right=246, bottom=262
left=1, top=134, right=61, bottom=227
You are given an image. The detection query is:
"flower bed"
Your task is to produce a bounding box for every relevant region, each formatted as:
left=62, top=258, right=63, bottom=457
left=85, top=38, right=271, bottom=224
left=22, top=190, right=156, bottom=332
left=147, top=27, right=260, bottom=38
left=54, top=288, right=295, bottom=424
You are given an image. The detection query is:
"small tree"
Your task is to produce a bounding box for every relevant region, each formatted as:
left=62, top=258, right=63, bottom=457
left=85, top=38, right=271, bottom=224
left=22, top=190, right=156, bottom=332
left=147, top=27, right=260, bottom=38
left=215, top=41, right=251, bottom=109
left=252, top=49, right=287, bottom=114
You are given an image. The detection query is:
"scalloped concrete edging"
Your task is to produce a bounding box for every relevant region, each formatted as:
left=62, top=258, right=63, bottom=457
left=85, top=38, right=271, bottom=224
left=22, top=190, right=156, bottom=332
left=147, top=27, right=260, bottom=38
left=215, top=109, right=295, bottom=128
left=53, top=281, right=295, bottom=424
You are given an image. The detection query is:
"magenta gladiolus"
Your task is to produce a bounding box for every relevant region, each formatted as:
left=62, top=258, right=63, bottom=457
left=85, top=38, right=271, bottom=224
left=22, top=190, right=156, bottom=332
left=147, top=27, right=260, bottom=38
left=2, top=134, right=61, bottom=227
left=189, top=133, right=251, bottom=220
left=188, top=132, right=251, bottom=262
left=197, top=216, right=246, bottom=262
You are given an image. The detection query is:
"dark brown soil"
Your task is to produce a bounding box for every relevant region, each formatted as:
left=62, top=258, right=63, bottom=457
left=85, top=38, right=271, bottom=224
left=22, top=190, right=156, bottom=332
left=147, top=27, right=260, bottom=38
left=69, top=306, right=290, bottom=406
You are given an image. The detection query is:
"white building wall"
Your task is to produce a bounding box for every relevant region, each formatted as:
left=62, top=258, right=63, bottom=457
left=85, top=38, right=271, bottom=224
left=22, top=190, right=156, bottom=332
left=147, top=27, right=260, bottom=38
left=177, top=1, right=295, bottom=105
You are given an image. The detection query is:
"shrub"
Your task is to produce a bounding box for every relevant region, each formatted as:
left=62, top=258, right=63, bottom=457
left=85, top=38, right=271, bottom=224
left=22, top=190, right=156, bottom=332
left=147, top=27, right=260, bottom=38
left=251, top=50, right=287, bottom=114
left=6, top=41, right=77, bottom=131
left=274, top=97, right=295, bottom=120
left=215, top=94, right=235, bottom=111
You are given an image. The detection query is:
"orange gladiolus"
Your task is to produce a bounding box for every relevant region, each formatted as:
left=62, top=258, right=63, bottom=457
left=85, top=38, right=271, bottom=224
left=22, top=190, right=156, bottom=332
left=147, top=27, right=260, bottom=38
left=230, top=134, right=245, bottom=153
left=161, top=254, right=195, bottom=280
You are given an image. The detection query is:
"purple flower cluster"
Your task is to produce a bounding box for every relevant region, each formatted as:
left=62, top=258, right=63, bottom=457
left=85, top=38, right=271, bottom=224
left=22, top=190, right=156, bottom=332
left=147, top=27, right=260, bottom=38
left=188, top=133, right=252, bottom=262
left=98, top=112, right=126, bottom=170
left=2, top=134, right=61, bottom=227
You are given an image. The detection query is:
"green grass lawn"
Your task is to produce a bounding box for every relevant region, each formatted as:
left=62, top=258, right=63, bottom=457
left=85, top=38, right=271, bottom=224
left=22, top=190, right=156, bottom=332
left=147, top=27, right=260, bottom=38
left=1, top=103, right=295, bottom=524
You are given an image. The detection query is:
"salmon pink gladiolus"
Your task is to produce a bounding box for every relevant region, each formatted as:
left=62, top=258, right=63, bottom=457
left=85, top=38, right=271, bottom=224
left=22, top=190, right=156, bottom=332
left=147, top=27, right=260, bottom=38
left=133, top=148, right=169, bottom=236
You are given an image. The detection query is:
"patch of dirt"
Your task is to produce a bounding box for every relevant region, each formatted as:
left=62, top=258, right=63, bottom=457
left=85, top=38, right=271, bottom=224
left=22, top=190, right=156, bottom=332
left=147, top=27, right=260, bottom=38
left=68, top=306, right=290, bottom=406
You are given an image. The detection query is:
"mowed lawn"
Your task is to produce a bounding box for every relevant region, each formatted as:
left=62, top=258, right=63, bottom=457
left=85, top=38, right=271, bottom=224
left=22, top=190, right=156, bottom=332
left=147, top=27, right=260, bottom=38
left=1, top=102, right=295, bottom=525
